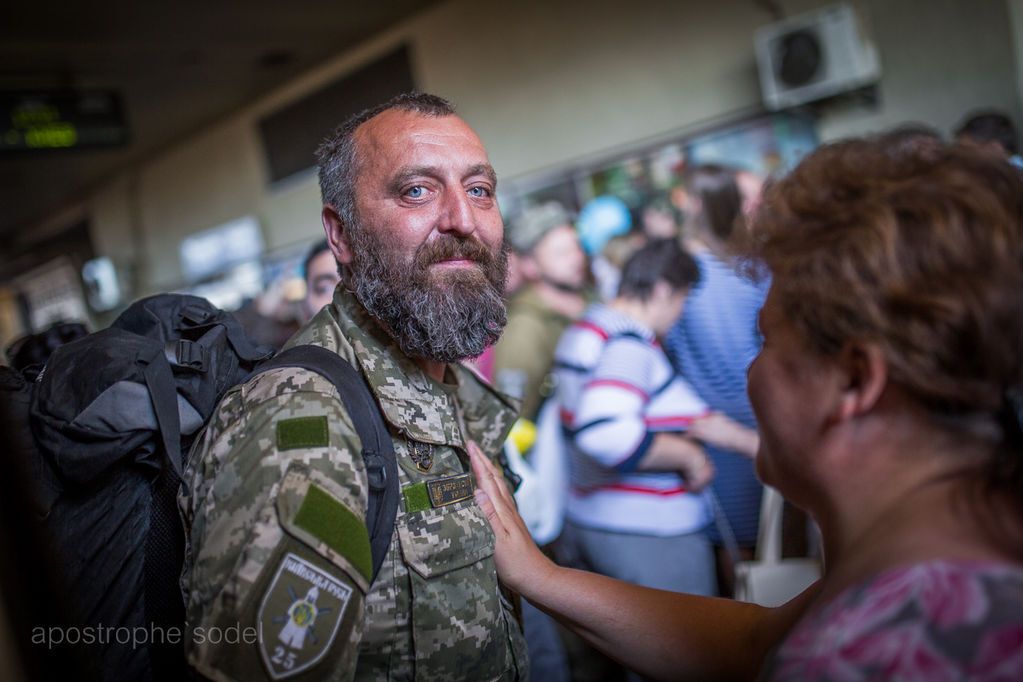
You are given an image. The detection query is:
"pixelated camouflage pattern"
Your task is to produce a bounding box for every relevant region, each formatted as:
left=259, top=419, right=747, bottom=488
left=180, top=289, right=527, bottom=681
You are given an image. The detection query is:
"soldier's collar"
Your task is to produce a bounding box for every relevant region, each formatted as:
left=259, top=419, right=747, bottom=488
left=452, top=362, right=518, bottom=455
left=331, top=291, right=465, bottom=446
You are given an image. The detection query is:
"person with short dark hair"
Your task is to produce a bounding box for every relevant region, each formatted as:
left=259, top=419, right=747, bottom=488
left=300, top=238, right=340, bottom=321
left=472, top=138, right=1023, bottom=681
left=551, top=239, right=752, bottom=602
left=956, top=110, right=1018, bottom=154
left=955, top=109, right=1022, bottom=169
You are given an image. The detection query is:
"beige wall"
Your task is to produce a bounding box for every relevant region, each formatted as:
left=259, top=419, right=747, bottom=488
left=415, top=0, right=767, bottom=178
left=1011, top=0, right=1023, bottom=115
left=814, top=0, right=1020, bottom=140
left=78, top=0, right=1020, bottom=294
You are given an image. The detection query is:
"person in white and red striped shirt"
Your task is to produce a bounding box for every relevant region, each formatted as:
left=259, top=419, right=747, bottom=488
left=553, top=239, right=753, bottom=597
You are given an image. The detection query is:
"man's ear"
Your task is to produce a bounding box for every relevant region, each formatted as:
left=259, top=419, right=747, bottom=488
left=834, top=341, right=888, bottom=421
left=322, top=205, right=354, bottom=265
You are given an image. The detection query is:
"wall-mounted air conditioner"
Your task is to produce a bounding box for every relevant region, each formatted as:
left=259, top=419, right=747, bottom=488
left=755, top=3, right=880, bottom=110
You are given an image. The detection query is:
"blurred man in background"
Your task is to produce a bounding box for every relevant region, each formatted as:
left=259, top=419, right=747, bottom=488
left=301, top=238, right=341, bottom=321
left=492, top=201, right=588, bottom=422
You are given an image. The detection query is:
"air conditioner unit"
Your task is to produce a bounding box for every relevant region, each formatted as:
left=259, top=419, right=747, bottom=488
left=755, top=3, right=880, bottom=110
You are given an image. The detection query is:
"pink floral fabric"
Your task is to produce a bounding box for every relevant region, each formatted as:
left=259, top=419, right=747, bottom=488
left=764, top=561, right=1023, bottom=681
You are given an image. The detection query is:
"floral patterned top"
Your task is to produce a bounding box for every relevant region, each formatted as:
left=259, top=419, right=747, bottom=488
left=762, top=561, right=1023, bottom=681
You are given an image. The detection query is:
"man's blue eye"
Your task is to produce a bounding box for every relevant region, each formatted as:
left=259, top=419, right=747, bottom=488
left=406, top=186, right=424, bottom=198
left=469, top=186, right=490, bottom=197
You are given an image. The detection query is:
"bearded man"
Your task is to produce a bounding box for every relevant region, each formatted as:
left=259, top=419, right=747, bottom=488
left=180, top=93, right=528, bottom=681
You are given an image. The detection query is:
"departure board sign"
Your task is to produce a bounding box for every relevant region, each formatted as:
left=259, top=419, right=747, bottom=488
left=0, top=90, right=128, bottom=151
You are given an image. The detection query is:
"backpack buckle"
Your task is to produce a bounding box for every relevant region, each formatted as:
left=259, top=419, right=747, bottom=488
left=180, top=304, right=212, bottom=327
left=165, top=339, right=207, bottom=371
left=363, top=450, right=388, bottom=491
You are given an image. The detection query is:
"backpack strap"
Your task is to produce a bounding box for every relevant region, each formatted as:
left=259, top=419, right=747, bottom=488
left=218, top=317, right=275, bottom=363
left=136, top=346, right=190, bottom=679
left=254, top=345, right=399, bottom=584
left=138, top=346, right=184, bottom=480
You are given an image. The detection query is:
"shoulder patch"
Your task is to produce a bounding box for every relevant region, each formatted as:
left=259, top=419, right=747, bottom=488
left=293, top=484, right=372, bottom=582
left=277, top=416, right=329, bottom=450
left=258, top=552, right=351, bottom=679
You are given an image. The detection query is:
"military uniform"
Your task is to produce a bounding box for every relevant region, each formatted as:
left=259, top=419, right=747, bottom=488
left=180, top=289, right=529, bottom=681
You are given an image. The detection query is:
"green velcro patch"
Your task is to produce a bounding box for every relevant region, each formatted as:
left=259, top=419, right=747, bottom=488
left=403, top=482, right=432, bottom=514
left=293, top=484, right=372, bottom=582
left=276, top=415, right=329, bottom=451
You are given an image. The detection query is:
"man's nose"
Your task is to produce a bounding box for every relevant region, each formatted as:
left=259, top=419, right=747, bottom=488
left=437, top=188, right=476, bottom=237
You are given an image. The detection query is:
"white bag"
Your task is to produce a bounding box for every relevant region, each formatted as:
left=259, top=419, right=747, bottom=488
left=505, top=399, right=569, bottom=545
left=733, top=486, right=820, bottom=607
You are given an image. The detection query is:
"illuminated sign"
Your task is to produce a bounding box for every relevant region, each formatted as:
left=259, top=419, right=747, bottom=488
left=0, top=90, right=128, bottom=151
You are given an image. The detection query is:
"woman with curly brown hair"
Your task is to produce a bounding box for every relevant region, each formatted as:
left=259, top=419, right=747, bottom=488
left=469, top=138, right=1023, bottom=681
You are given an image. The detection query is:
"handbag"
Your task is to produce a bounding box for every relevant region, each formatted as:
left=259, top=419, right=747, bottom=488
left=717, top=486, right=821, bottom=607
left=504, top=399, right=570, bottom=545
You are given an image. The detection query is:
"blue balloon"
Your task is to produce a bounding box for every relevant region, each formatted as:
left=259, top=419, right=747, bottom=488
left=576, top=195, right=632, bottom=255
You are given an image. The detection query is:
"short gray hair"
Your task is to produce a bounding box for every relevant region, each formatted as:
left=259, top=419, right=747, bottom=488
left=315, top=92, right=457, bottom=227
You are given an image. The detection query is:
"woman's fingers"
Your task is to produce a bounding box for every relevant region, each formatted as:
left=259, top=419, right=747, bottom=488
left=469, top=441, right=531, bottom=535
left=473, top=487, right=501, bottom=530
left=469, top=441, right=513, bottom=503
left=468, top=440, right=558, bottom=592
left=469, top=442, right=510, bottom=532
left=468, top=440, right=495, bottom=487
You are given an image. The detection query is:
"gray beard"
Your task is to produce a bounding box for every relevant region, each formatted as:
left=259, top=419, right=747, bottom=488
left=347, top=229, right=508, bottom=363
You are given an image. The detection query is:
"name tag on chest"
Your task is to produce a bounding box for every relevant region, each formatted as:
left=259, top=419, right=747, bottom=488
left=426, top=474, right=474, bottom=508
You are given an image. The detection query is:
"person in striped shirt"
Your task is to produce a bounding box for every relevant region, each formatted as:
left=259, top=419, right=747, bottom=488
left=666, top=164, right=767, bottom=594
left=553, top=239, right=754, bottom=597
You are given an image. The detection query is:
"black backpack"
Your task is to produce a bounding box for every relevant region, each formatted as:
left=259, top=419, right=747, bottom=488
left=5, top=320, right=90, bottom=380
left=10, top=294, right=399, bottom=682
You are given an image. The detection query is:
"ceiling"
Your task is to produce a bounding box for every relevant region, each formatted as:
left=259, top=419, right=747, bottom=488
left=0, top=1, right=438, bottom=249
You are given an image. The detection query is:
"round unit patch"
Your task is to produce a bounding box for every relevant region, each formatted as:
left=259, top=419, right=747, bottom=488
left=258, top=552, right=352, bottom=679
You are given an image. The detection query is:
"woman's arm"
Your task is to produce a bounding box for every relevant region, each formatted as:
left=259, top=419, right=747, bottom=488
left=689, top=412, right=760, bottom=459
left=469, top=443, right=817, bottom=680
left=640, top=432, right=715, bottom=491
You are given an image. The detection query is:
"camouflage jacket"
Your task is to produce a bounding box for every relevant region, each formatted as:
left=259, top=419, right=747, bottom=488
left=180, top=289, right=528, bottom=681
